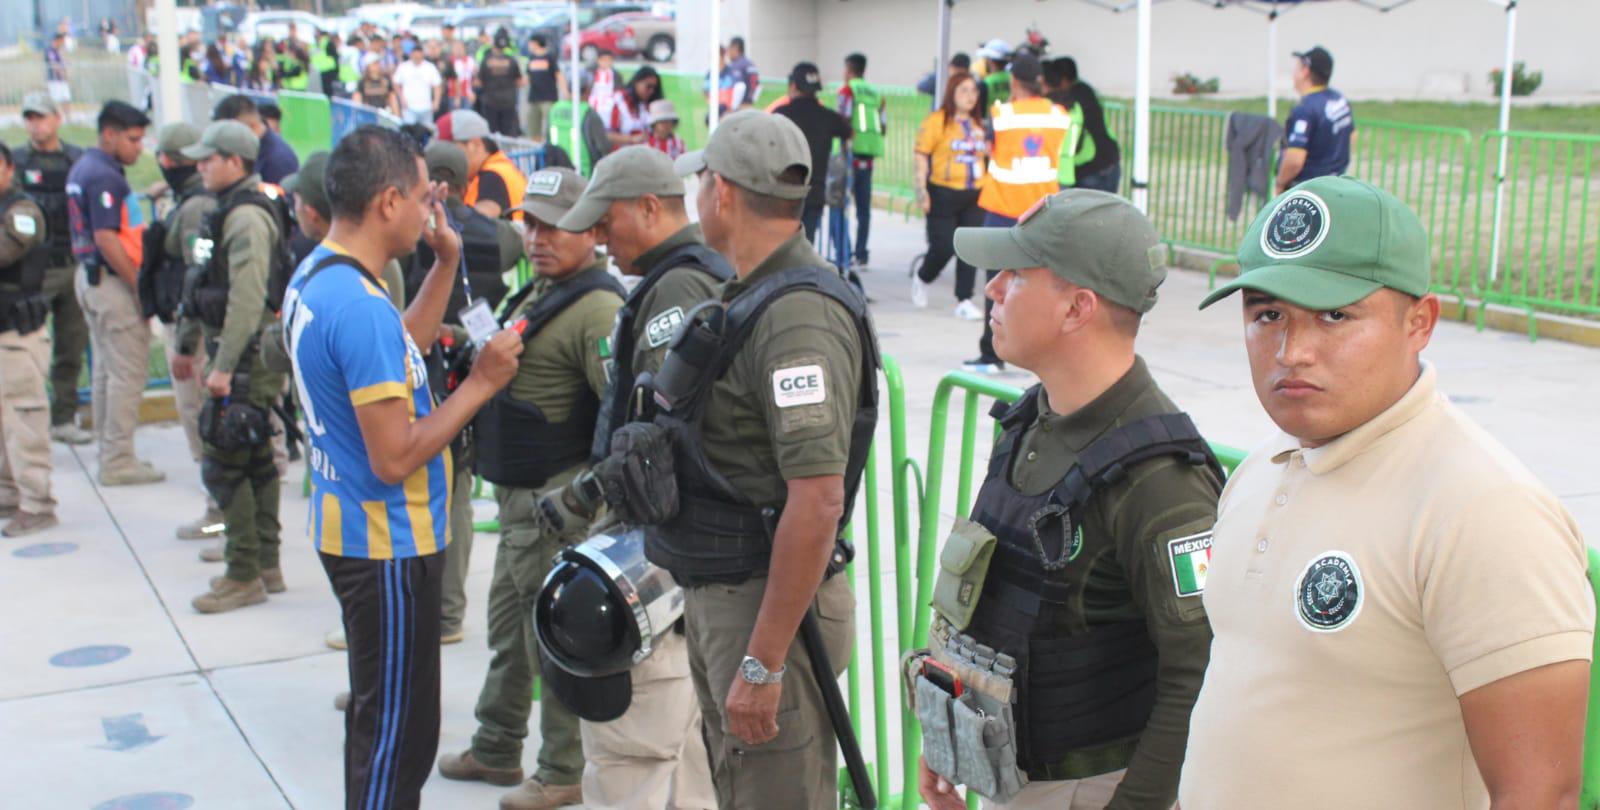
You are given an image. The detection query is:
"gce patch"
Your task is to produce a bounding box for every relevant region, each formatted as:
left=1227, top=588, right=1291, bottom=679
left=1293, top=550, right=1363, bottom=632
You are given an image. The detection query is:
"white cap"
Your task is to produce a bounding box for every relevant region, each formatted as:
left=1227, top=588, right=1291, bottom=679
left=977, top=38, right=1013, bottom=60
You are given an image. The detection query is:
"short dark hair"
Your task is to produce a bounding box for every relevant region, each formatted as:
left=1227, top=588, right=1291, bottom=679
left=950, top=52, right=970, bottom=70
left=845, top=53, right=866, bottom=77
left=98, top=101, right=151, bottom=133
left=238, top=156, right=257, bottom=175
left=213, top=94, right=258, bottom=123
left=729, top=36, right=745, bottom=52
left=326, top=126, right=424, bottom=223
left=1041, top=59, right=1068, bottom=90
left=1054, top=57, right=1079, bottom=84
left=258, top=102, right=281, bottom=123
left=530, top=34, right=547, bottom=48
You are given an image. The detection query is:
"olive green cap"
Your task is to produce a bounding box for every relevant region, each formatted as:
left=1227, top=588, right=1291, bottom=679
left=157, top=122, right=202, bottom=159
left=282, top=151, right=331, bottom=214
left=674, top=110, right=810, bottom=201
left=953, top=189, right=1167, bottom=313
left=181, top=120, right=260, bottom=161
left=558, top=145, right=684, bottom=232
left=424, top=141, right=470, bottom=190
left=21, top=92, right=59, bottom=117
left=1199, top=176, right=1430, bottom=310
left=517, top=167, right=588, bottom=226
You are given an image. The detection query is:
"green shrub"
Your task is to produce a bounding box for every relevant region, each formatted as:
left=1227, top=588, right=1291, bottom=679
left=1488, top=61, right=1542, bottom=97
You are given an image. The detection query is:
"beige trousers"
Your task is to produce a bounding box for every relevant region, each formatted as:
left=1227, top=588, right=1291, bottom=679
left=0, top=328, right=56, bottom=513
left=74, top=267, right=150, bottom=473
left=982, top=769, right=1130, bottom=810
left=580, top=630, right=716, bottom=810
left=156, top=321, right=205, bottom=464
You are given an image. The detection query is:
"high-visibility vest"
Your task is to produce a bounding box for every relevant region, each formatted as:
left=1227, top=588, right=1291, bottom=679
left=1057, top=101, right=1085, bottom=187
left=978, top=97, right=1072, bottom=219
left=311, top=39, right=337, bottom=75
left=549, top=100, right=595, bottom=175
left=984, top=70, right=1011, bottom=106
left=847, top=78, right=885, bottom=158
left=465, top=150, right=529, bottom=221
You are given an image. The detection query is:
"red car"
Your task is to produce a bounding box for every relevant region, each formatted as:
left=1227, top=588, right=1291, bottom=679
left=562, top=12, right=675, bottom=63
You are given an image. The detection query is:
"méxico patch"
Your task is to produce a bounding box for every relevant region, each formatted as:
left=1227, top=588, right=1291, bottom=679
left=1294, top=550, right=1363, bottom=632
left=1167, top=531, right=1213, bottom=597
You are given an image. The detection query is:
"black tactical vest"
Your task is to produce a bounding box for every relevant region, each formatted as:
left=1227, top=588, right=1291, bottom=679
left=139, top=186, right=211, bottom=323
left=643, top=265, right=881, bottom=586
left=183, top=179, right=291, bottom=329
left=13, top=143, right=81, bottom=265
left=965, top=388, right=1223, bottom=777
left=405, top=200, right=511, bottom=320
left=473, top=266, right=625, bottom=490
left=592, top=241, right=733, bottom=460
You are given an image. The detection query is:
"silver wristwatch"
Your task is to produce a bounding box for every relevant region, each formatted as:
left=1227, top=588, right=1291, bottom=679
left=739, top=655, right=786, bottom=685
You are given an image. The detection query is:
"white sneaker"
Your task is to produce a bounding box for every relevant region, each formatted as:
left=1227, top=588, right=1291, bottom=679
left=910, top=278, right=929, bottom=309
left=325, top=627, right=347, bottom=650
left=954, top=299, right=983, bottom=321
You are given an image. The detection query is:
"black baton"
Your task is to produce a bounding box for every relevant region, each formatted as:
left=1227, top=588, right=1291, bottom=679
left=763, top=508, right=877, bottom=809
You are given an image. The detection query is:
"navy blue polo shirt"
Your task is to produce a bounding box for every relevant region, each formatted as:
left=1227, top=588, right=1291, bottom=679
left=65, top=147, right=133, bottom=264
left=257, top=129, right=301, bottom=186
left=1283, top=87, right=1354, bottom=186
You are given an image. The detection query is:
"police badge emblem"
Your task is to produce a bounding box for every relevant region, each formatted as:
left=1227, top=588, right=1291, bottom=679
left=1294, top=551, right=1363, bottom=632
left=1261, top=190, right=1331, bottom=259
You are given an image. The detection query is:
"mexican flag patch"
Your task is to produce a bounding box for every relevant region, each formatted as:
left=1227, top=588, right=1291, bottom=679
left=1167, top=531, right=1214, bottom=597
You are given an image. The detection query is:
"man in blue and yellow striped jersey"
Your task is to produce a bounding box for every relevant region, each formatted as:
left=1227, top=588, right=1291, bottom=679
left=282, top=125, right=523, bottom=810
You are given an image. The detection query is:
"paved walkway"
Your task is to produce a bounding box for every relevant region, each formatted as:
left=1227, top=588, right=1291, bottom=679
left=4, top=208, right=1598, bottom=809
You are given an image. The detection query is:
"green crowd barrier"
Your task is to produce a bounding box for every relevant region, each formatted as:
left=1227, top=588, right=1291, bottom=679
left=1585, top=546, right=1600, bottom=809
left=277, top=90, right=334, bottom=164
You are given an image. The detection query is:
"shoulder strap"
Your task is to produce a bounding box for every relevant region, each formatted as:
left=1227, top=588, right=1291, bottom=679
left=1052, top=412, right=1224, bottom=511
left=717, top=264, right=877, bottom=381
left=986, top=384, right=1042, bottom=480
left=512, top=266, right=624, bottom=343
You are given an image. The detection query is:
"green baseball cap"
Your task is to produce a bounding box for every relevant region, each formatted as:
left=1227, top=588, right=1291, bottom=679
left=282, top=151, right=331, bottom=215
left=674, top=110, right=810, bottom=201
left=157, top=122, right=202, bottom=159
left=518, top=167, right=588, bottom=226
left=21, top=92, right=59, bottom=117
left=953, top=189, right=1167, bottom=313
left=1198, top=176, right=1430, bottom=310
left=424, top=141, right=470, bottom=190
left=558, top=146, right=684, bottom=232
left=181, top=120, right=260, bottom=162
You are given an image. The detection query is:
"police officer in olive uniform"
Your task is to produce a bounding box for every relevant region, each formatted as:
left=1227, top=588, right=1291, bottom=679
left=599, top=110, right=880, bottom=810
left=914, top=191, right=1221, bottom=810
left=438, top=167, right=621, bottom=810
left=179, top=121, right=292, bottom=615
left=149, top=123, right=224, bottom=542
left=410, top=140, right=522, bottom=645
left=0, top=141, right=60, bottom=536
left=527, top=144, right=730, bottom=810
left=13, top=92, right=90, bottom=445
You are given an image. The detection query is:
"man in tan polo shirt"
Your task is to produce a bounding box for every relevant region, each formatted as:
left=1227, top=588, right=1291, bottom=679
left=1180, top=175, right=1594, bottom=809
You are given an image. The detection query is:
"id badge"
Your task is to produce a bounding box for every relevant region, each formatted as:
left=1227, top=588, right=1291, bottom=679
left=459, top=298, right=500, bottom=347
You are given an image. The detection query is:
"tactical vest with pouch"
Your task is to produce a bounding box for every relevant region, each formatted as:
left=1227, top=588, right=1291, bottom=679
left=913, top=386, right=1223, bottom=797
left=14, top=143, right=82, bottom=266
left=591, top=241, right=733, bottom=460
left=139, top=188, right=211, bottom=323
left=473, top=266, right=625, bottom=490
left=636, top=264, right=881, bottom=587
left=0, top=190, right=51, bottom=335
left=183, top=180, right=292, bottom=329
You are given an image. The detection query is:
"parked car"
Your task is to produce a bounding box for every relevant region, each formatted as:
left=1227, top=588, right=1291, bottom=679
left=240, top=11, right=327, bottom=47
left=519, top=2, right=652, bottom=54
left=562, top=12, right=675, bottom=63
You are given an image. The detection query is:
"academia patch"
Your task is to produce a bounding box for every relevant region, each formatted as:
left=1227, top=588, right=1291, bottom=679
left=772, top=364, right=826, bottom=408
left=644, top=307, right=684, bottom=348
left=1294, top=551, right=1363, bottom=632
left=1167, top=531, right=1213, bottom=597
left=1260, top=190, right=1330, bottom=259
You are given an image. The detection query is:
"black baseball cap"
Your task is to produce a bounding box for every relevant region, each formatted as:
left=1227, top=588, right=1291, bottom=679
left=789, top=61, right=823, bottom=93
left=1010, top=51, right=1042, bottom=83
left=1294, top=46, right=1333, bottom=81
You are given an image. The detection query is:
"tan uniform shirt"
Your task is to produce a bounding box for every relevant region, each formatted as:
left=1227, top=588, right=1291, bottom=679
left=1179, top=363, right=1594, bottom=810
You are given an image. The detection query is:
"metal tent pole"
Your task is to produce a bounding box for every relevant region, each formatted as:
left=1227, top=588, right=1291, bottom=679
left=1487, top=0, right=1517, bottom=284
left=569, top=0, right=581, bottom=173
left=708, top=0, right=721, bottom=132
left=934, top=0, right=953, bottom=102
left=1132, top=0, right=1152, bottom=213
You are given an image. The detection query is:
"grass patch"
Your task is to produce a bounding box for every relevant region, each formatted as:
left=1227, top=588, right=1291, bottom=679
left=1127, top=96, right=1600, bottom=139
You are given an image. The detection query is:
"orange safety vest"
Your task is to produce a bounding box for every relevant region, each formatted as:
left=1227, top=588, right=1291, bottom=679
left=464, top=151, right=528, bottom=221
left=977, top=97, right=1073, bottom=219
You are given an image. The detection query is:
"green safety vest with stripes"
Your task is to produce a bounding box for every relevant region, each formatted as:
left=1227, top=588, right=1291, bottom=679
left=984, top=70, right=1011, bottom=105
left=1057, top=101, right=1085, bottom=186
left=311, top=41, right=337, bottom=76
left=846, top=78, right=885, bottom=158
left=549, top=100, right=595, bottom=175
left=278, top=52, right=309, bottom=90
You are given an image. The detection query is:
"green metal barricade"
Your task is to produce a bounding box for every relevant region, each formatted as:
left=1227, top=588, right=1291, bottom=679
left=1584, top=546, right=1600, bottom=809
left=1348, top=122, right=1474, bottom=303
left=276, top=91, right=334, bottom=167
left=1464, top=131, right=1600, bottom=338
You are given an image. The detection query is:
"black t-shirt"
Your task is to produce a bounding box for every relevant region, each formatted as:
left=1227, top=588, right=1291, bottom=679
left=775, top=96, right=852, bottom=206
left=525, top=54, right=560, bottom=102
left=479, top=51, right=522, bottom=109
left=1061, top=81, right=1120, bottom=176
left=474, top=169, right=511, bottom=212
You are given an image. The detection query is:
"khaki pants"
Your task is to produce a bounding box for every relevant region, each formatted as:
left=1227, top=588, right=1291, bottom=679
left=980, top=770, right=1130, bottom=810
left=526, top=100, right=555, bottom=143
left=157, top=321, right=205, bottom=463
left=581, top=629, right=716, bottom=810
left=43, top=263, right=88, bottom=428
left=0, top=328, right=56, bottom=513
left=441, top=461, right=475, bottom=636
left=74, top=267, right=150, bottom=473
left=468, top=480, right=585, bottom=784
left=686, top=574, right=855, bottom=810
